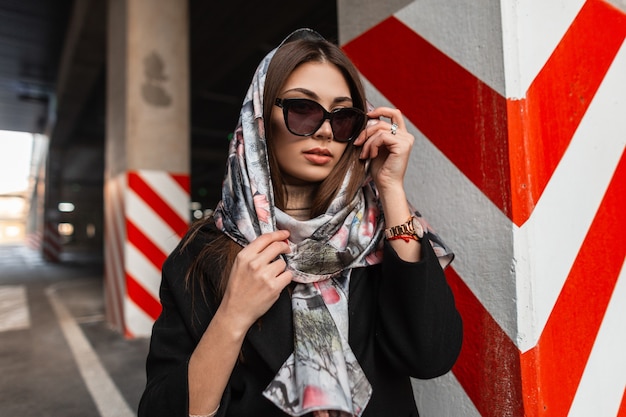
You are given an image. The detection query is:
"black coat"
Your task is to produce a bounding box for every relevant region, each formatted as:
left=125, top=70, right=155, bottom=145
left=138, top=227, right=462, bottom=417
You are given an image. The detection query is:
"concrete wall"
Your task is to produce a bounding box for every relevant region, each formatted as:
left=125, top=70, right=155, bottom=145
left=339, top=0, right=626, bottom=415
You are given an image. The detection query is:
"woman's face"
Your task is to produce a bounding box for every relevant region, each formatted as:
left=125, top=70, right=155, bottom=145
left=270, top=61, right=352, bottom=185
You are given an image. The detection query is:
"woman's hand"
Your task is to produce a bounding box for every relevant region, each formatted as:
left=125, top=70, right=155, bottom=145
left=189, top=231, right=292, bottom=416
left=219, top=230, right=293, bottom=332
left=355, top=107, right=421, bottom=262
left=353, top=107, right=414, bottom=193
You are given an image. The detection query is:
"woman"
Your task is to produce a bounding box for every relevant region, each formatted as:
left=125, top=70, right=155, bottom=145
left=138, top=29, right=462, bottom=417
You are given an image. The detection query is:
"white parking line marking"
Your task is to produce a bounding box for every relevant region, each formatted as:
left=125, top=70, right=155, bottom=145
left=0, top=285, right=30, bottom=332
left=46, top=283, right=135, bottom=417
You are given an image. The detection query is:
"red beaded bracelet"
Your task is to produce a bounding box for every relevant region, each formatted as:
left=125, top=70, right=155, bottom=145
left=387, top=233, right=419, bottom=243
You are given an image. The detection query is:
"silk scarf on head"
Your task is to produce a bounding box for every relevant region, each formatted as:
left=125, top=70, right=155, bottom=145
left=212, top=29, right=453, bottom=417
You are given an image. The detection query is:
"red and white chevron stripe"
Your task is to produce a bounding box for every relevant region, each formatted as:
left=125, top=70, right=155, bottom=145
left=342, top=0, right=625, bottom=415
left=42, top=221, right=62, bottom=263
left=105, top=170, right=189, bottom=338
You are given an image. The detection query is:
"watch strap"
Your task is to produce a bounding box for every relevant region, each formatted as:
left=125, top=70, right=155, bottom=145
left=384, top=215, right=423, bottom=241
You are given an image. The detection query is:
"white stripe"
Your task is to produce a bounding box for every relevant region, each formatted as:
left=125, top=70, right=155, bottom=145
left=46, top=284, right=134, bottom=417
left=396, top=0, right=506, bottom=95
left=126, top=242, right=161, bottom=301
left=127, top=188, right=181, bottom=256
left=516, top=41, right=626, bottom=351
left=124, top=297, right=155, bottom=338
left=137, top=169, right=189, bottom=223
left=501, top=0, right=586, bottom=98
left=568, top=260, right=626, bottom=417
left=364, top=80, right=520, bottom=344
left=0, top=285, right=30, bottom=332
left=337, top=0, right=412, bottom=45
left=412, top=372, right=481, bottom=417
left=607, top=0, right=626, bottom=13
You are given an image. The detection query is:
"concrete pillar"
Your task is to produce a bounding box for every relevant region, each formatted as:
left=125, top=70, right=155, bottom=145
left=339, top=0, right=626, bottom=415
left=105, top=0, right=190, bottom=337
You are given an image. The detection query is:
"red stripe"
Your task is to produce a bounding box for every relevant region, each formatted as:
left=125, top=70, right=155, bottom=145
left=343, top=17, right=512, bottom=218
left=126, top=219, right=168, bottom=271
left=128, top=171, right=188, bottom=238
left=44, top=222, right=62, bottom=251
left=447, top=268, right=524, bottom=417
left=126, top=272, right=162, bottom=321
left=521, top=150, right=626, bottom=416
left=618, top=388, right=626, bottom=417
left=171, top=173, right=190, bottom=193
left=508, top=0, right=626, bottom=225
left=42, top=222, right=61, bottom=262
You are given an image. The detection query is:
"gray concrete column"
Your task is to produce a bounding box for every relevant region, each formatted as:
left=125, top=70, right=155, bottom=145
left=105, top=0, right=190, bottom=335
left=107, top=0, right=189, bottom=176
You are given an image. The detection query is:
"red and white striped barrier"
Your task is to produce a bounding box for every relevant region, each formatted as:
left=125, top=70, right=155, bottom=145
left=341, top=0, right=626, bottom=415
left=105, top=170, right=189, bottom=338
left=26, top=231, right=42, bottom=250
left=42, top=221, right=62, bottom=263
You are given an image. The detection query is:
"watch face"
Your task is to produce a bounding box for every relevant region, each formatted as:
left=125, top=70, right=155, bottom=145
left=412, top=217, right=425, bottom=239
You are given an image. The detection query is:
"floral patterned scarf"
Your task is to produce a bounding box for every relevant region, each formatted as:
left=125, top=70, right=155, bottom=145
left=213, top=29, right=453, bottom=417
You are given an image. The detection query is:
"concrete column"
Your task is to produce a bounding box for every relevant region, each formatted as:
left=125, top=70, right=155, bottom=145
left=105, top=0, right=190, bottom=337
left=339, top=0, right=626, bottom=416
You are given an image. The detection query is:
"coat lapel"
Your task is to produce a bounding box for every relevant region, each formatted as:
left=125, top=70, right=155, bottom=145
left=245, top=286, right=293, bottom=372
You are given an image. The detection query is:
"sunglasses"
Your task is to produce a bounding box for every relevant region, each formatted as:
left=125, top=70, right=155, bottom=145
left=275, top=98, right=366, bottom=142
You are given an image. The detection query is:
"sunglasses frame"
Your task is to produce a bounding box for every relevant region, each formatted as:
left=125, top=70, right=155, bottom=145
left=274, top=98, right=366, bottom=143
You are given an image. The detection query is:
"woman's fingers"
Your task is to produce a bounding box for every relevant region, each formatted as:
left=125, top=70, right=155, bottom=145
left=240, top=230, right=291, bottom=269
left=358, top=120, right=413, bottom=160
left=220, top=230, right=294, bottom=327
left=368, top=106, right=406, bottom=130
left=247, top=230, right=291, bottom=256
left=236, top=230, right=293, bottom=289
left=353, top=106, right=415, bottom=191
left=355, top=106, right=405, bottom=145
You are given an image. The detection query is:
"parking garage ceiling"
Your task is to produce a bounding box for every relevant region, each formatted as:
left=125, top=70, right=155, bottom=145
left=0, top=0, right=338, bottom=204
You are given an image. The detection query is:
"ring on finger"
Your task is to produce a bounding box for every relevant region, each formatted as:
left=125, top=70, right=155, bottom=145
left=390, top=123, right=398, bottom=135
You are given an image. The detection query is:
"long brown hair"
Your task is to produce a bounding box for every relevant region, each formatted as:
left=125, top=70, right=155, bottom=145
left=184, top=35, right=369, bottom=302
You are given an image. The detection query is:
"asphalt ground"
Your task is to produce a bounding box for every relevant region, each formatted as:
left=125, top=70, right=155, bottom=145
left=0, top=243, right=149, bottom=417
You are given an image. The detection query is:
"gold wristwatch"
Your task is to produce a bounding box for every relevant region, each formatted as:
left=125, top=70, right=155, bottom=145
left=384, top=215, right=424, bottom=241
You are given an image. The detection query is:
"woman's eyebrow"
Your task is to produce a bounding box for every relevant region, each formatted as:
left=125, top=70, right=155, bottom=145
left=281, top=88, right=353, bottom=105
left=333, top=96, right=353, bottom=104
left=281, top=87, right=318, bottom=98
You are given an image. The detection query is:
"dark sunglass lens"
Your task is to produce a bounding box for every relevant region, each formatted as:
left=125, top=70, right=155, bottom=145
left=331, top=109, right=364, bottom=142
left=286, top=100, right=323, bottom=136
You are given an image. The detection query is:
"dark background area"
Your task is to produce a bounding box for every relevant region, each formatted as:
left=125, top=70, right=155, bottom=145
left=0, top=0, right=338, bottom=209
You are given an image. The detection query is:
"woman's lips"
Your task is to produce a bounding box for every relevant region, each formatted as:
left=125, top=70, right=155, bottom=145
left=303, top=148, right=333, bottom=165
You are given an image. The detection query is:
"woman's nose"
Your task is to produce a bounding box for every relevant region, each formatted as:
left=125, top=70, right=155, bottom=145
left=314, top=119, right=333, bottom=141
